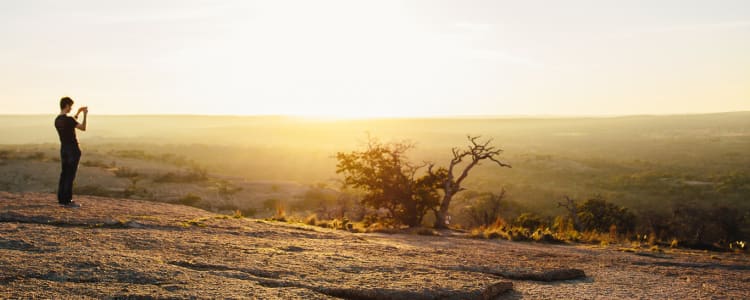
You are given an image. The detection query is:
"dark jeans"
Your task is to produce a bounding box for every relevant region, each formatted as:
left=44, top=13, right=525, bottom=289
left=57, top=144, right=81, bottom=204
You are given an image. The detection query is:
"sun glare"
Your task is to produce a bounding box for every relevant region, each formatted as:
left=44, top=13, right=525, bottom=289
left=220, top=2, right=465, bottom=118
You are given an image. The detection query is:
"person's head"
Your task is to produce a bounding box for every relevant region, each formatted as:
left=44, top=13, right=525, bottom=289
left=60, top=97, right=74, bottom=114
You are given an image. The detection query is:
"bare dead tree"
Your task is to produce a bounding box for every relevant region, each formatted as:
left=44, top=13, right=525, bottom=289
left=558, top=195, right=582, bottom=231
left=430, top=135, right=511, bottom=229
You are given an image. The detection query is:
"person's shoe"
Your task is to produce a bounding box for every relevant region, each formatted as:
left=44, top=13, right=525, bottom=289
left=61, top=201, right=81, bottom=208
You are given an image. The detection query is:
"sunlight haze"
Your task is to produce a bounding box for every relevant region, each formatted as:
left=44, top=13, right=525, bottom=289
left=1, top=0, right=748, bottom=117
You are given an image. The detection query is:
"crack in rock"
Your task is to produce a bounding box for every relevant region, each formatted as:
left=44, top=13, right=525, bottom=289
left=449, top=266, right=587, bottom=282
left=167, top=260, right=287, bottom=279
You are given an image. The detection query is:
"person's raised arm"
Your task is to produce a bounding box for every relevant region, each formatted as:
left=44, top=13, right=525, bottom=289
left=75, top=107, right=88, bottom=131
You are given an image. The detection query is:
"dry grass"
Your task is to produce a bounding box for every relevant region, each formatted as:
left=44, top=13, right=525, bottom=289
left=466, top=218, right=645, bottom=246
left=468, top=218, right=566, bottom=243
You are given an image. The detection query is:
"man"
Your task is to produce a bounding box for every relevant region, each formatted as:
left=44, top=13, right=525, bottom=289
left=55, top=97, right=88, bottom=208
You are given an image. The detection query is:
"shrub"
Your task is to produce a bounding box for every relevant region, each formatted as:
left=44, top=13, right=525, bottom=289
left=577, top=230, right=607, bottom=244
left=514, top=213, right=545, bottom=229
left=305, top=214, right=318, bottom=226
left=508, top=227, right=532, bottom=241
left=532, top=228, right=562, bottom=243
left=555, top=229, right=582, bottom=242
left=577, top=196, right=636, bottom=234
left=669, top=203, right=745, bottom=249
left=485, top=229, right=510, bottom=240
left=269, top=205, right=287, bottom=222
left=153, top=167, right=207, bottom=183
left=468, top=227, right=484, bottom=238
left=729, top=241, right=746, bottom=251
left=314, top=217, right=353, bottom=231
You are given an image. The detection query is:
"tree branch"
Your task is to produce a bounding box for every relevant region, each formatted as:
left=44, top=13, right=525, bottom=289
left=489, top=156, right=512, bottom=168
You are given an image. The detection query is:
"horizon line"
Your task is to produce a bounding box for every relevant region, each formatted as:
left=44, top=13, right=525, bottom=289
left=1, top=110, right=748, bottom=120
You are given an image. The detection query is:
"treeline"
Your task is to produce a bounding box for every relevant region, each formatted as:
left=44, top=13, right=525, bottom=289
left=283, top=136, right=749, bottom=252
left=456, top=192, right=748, bottom=251
left=282, top=183, right=748, bottom=251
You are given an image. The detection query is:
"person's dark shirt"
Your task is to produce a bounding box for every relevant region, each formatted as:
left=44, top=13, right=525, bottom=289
left=55, top=115, right=79, bottom=146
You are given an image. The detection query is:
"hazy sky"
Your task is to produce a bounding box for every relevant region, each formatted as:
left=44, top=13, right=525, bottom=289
left=1, top=0, right=748, bottom=117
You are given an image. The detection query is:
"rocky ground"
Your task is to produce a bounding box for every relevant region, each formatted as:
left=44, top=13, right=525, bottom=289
left=1, top=192, right=748, bottom=299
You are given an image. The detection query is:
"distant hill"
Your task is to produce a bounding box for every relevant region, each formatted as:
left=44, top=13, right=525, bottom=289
left=1, top=111, right=749, bottom=145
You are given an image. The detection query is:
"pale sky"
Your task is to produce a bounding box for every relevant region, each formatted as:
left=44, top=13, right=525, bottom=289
left=1, top=0, right=749, bottom=117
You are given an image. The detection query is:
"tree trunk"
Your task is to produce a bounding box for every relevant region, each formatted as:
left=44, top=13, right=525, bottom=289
left=434, top=192, right=453, bottom=229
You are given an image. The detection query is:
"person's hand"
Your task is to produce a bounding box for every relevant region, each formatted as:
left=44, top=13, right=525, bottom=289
left=74, top=106, right=88, bottom=118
